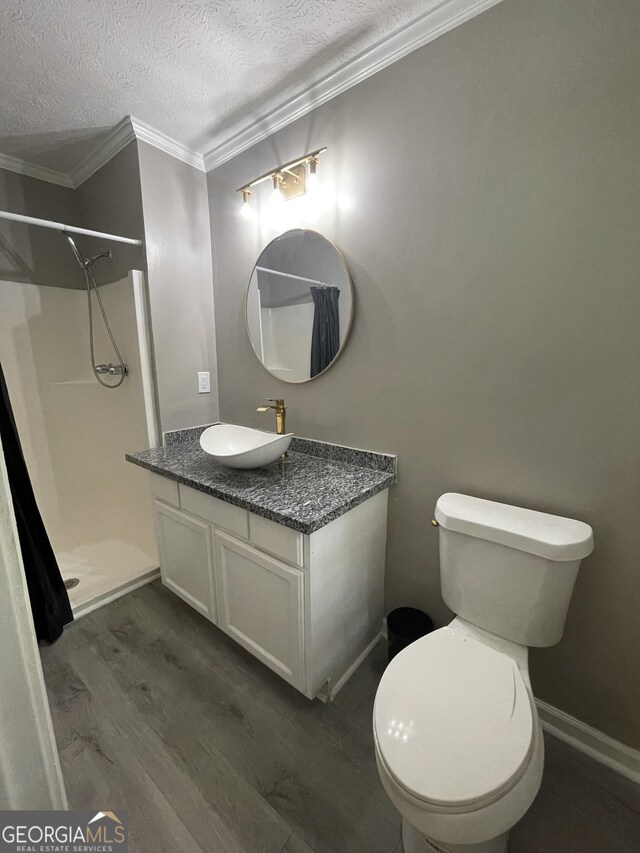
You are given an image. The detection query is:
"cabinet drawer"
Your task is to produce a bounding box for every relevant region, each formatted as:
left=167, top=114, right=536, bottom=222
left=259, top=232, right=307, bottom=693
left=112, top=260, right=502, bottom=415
left=214, top=531, right=304, bottom=691
left=149, top=472, right=179, bottom=506
left=179, top=485, right=248, bottom=539
left=249, top=513, right=304, bottom=567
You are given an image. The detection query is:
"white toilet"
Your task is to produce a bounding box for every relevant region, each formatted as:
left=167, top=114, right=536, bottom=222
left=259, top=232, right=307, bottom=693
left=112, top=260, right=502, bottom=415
left=374, top=493, right=594, bottom=853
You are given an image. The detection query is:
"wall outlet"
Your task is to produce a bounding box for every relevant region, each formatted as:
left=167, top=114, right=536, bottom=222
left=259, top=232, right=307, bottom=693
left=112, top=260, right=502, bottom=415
left=197, top=371, right=210, bottom=394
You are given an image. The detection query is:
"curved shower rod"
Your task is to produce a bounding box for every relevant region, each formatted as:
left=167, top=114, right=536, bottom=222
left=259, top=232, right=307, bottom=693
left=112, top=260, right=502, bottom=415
left=0, top=209, right=143, bottom=247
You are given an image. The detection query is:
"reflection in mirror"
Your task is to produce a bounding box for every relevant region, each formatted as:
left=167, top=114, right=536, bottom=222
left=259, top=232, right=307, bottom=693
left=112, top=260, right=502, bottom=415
left=246, top=229, right=353, bottom=383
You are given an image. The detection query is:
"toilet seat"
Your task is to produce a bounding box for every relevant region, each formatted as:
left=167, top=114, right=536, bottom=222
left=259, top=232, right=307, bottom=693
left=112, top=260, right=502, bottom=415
left=374, top=626, right=534, bottom=812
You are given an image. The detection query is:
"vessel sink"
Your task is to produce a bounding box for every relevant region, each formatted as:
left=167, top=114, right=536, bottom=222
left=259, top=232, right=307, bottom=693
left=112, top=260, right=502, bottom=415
left=200, top=424, right=293, bottom=469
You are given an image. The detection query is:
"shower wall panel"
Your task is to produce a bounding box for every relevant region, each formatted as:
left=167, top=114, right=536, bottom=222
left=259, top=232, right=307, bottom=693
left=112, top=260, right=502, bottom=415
left=0, top=273, right=157, bottom=589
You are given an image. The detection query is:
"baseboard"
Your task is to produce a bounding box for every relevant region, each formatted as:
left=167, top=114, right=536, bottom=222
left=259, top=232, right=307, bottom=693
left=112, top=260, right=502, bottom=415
left=318, top=632, right=383, bottom=703
left=536, top=699, right=640, bottom=785
left=72, top=567, right=160, bottom=620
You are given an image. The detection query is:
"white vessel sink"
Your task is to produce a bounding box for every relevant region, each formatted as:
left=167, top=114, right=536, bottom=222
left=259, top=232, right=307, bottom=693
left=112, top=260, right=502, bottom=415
left=200, top=424, right=293, bottom=469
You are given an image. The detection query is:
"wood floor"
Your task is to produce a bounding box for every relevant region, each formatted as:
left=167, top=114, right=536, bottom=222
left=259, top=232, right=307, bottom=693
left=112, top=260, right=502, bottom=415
left=41, top=581, right=640, bottom=853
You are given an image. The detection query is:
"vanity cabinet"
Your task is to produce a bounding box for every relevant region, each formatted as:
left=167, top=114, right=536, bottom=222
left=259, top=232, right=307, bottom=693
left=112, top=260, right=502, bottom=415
left=149, top=472, right=388, bottom=700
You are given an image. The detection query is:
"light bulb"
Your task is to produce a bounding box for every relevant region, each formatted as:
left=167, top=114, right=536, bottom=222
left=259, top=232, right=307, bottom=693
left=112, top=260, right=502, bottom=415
left=270, top=174, right=284, bottom=208
left=308, top=171, right=321, bottom=194
left=307, top=158, right=321, bottom=194
left=239, top=188, right=253, bottom=219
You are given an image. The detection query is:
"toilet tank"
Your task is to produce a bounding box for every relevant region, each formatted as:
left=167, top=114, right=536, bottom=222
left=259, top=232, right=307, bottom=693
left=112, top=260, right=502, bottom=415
left=434, top=493, right=594, bottom=647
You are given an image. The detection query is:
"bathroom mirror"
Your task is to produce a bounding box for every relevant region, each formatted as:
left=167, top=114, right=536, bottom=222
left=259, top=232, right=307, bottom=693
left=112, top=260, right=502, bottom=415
left=245, top=229, right=354, bottom=383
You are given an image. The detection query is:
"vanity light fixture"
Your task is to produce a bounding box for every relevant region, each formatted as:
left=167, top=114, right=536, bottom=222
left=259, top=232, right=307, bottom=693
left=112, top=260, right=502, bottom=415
left=237, top=147, right=327, bottom=213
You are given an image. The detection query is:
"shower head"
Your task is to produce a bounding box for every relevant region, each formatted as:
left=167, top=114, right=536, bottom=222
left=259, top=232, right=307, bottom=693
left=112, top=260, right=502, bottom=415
left=63, top=232, right=112, bottom=269
left=63, top=233, right=86, bottom=270
left=85, top=249, right=113, bottom=267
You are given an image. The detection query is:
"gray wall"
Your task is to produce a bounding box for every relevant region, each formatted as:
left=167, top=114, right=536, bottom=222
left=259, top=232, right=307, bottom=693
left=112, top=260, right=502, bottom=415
left=0, top=168, right=83, bottom=288
left=207, top=0, right=640, bottom=747
left=77, top=141, right=146, bottom=283
left=78, top=139, right=219, bottom=436
left=138, top=141, right=219, bottom=433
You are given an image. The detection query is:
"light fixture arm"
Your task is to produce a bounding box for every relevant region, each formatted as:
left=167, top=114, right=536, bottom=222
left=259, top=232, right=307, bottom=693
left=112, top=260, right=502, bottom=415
left=236, top=147, right=327, bottom=195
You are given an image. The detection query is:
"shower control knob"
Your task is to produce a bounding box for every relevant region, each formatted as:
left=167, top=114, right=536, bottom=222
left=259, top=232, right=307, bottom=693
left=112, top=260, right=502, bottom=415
left=94, top=363, right=127, bottom=377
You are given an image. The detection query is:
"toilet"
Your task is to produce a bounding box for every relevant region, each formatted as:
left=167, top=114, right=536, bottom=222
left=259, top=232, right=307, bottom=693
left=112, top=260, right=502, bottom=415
left=374, top=493, right=594, bottom=853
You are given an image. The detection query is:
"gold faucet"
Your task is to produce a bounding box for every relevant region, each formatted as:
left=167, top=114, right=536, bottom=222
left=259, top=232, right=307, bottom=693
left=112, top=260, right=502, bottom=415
left=256, top=399, right=288, bottom=458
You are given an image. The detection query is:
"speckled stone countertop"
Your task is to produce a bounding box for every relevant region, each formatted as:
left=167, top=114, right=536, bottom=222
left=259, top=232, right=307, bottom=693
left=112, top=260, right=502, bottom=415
left=126, top=426, right=396, bottom=535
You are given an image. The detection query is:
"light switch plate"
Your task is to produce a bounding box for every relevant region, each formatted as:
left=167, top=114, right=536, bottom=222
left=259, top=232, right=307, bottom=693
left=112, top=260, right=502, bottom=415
left=197, top=371, right=210, bottom=393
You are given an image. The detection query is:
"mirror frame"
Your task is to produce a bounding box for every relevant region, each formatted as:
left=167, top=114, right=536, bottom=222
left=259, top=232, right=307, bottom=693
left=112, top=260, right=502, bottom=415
left=245, top=228, right=355, bottom=384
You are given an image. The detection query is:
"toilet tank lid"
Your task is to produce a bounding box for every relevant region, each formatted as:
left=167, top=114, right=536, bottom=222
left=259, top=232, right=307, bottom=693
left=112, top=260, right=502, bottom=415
left=434, top=493, right=594, bottom=561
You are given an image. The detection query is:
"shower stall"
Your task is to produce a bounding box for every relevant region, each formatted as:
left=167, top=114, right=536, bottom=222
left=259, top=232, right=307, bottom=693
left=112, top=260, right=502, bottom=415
left=0, top=214, right=158, bottom=615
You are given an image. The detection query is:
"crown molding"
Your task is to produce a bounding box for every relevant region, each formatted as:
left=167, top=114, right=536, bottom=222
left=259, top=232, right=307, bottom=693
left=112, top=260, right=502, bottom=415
left=68, top=116, right=204, bottom=186
left=69, top=116, right=136, bottom=187
left=130, top=117, right=205, bottom=172
left=70, top=116, right=204, bottom=187
left=1, top=116, right=205, bottom=191
left=0, top=151, right=73, bottom=188
left=203, top=0, right=503, bottom=172
left=0, top=0, right=500, bottom=187
left=71, top=115, right=204, bottom=186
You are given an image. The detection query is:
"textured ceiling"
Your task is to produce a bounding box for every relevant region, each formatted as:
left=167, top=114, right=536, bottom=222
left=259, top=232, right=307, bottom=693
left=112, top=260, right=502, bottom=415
left=0, top=0, right=441, bottom=173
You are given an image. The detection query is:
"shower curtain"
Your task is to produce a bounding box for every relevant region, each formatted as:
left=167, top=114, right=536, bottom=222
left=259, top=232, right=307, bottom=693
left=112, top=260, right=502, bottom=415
left=310, top=285, right=340, bottom=378
left=0, top=362, right=72, bottom=643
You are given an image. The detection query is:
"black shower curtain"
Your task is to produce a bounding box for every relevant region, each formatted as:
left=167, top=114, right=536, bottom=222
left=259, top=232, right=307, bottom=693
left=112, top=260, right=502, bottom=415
left=0, top=362, right=72, bottom=644
left=310, top=286, right=340, bottom=378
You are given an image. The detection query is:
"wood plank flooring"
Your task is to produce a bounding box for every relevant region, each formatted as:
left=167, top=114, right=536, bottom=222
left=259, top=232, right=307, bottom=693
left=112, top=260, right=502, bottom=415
left=40, top=581, right=640, bottom=853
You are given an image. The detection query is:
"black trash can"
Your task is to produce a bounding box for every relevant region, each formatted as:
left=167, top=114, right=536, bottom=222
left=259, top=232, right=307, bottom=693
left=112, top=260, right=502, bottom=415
left=387, top=607, right=434, bottom=661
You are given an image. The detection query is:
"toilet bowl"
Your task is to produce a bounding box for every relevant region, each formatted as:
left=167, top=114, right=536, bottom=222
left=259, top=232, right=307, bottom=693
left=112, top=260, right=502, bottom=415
left=374, top=493, right=593, bottom=853
left=374, top=619, right=544, bottom=853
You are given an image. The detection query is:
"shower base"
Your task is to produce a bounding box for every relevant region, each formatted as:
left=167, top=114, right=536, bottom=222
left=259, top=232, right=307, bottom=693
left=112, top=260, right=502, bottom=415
left=57, top=538, right=158, bottom=617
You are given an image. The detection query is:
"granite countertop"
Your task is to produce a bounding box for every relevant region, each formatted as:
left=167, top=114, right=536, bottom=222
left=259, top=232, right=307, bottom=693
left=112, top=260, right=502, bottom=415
left=126, top=427, right=396, bottom=535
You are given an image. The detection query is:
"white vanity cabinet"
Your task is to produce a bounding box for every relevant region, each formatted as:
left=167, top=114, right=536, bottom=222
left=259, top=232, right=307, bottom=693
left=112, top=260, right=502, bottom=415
left=149, top=472, right=389, bottom=700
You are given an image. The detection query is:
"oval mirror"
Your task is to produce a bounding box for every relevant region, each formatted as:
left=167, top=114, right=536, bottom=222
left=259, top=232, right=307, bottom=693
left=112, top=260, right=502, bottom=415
left=245, top=229, right=354, bottom=383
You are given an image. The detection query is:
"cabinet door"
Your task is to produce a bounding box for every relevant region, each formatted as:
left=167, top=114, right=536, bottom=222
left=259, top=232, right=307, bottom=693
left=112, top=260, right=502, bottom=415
left=214, top=530, right=305, bottom=691
left=153, top=500, right=216, bottom=622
